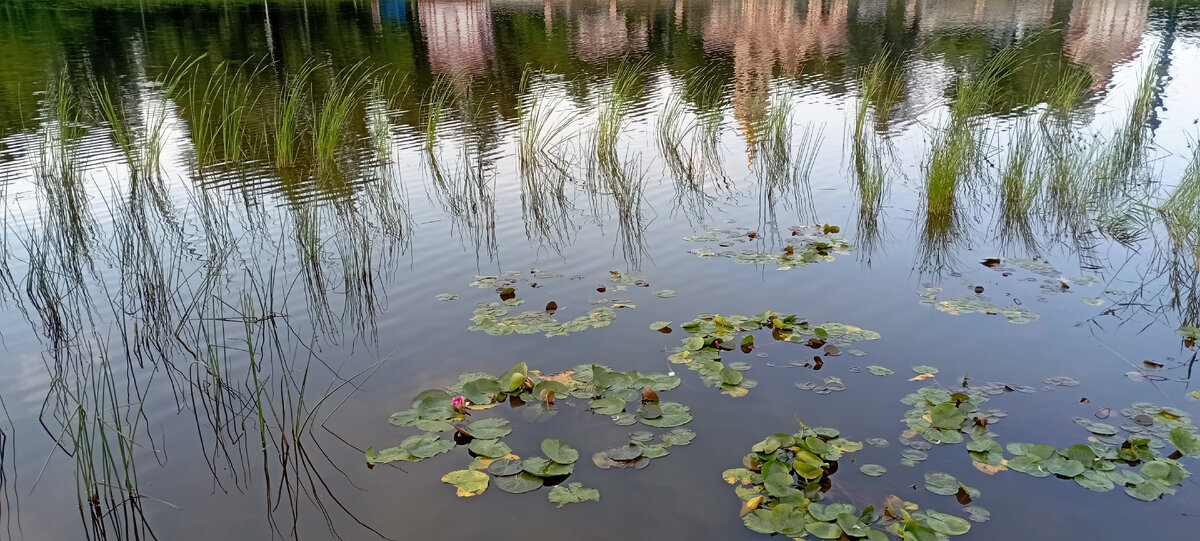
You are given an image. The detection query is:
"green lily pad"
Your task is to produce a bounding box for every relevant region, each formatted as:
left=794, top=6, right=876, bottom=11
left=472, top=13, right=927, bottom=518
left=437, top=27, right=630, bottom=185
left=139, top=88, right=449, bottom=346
left=604, top=443, right=644, bottom=461
left=653, top=289, right=677, bottom=298
left=641, top=444, right=670, bottom=458
left=912, top=365, right=940, bottom=375
left=924, top=510, right=971, bottom=535
left=468, top=438, right=512, bottom=458
left=867, top=366, right=894, bottom=376
left=589, top=396, right=626, bottom=415
left=548, top=482, right=600, bottom=507
left=639, top=401, right=693, bottom=428
left=486, top=458, right=523, bottom=476
left=962, top=505, right=990, bottom=523
left=1074, top=470, right=1115, bottom=492
left=435, top=294, right=460, bottom=301
left=661, top=428, right=697, bottom=446
left=542, top=438, right=579, bottom=464
left=465, top=418, right=513, bottom=439
left=924, top=472, right=960, bottom=496
left=522, top=456, right=574, bottom=477
left=859, top=464, right=887, bottom=477
left=441, top=469, right=488, bottom=497
left=650, top=321, right=672, bottom=331
left=805, top=521, right=843, bottom=539
left=494, top=472, right=544, bottom=494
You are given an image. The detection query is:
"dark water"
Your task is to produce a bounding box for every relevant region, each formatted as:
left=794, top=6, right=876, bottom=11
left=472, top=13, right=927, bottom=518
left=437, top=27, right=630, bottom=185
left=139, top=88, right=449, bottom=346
left=1, top=0, right=1199, bottom=539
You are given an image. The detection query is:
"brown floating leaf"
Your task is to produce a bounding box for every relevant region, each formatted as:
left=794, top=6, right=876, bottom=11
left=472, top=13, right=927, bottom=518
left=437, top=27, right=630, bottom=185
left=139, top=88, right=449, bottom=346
left=972, top=460, right=1008, bottom=475
left=955, top=484, right=973, bottom=505
left=642, top=388, right=660, bottom=402
left=1143, top=360, right=1164, bottom=369
left=748, top=232, right=758, bottom=239
left=539, top=389, right=556, bottom=405
left=812, top=357, right=824, bottom=370
left=499, top=287, right=516, bottom=300
left=909, top=373, right=936, bottom=382
left=974, top=286, right=985, bottom=294
left=740, top=495, right=764, bottom=517
left=545, top=301, right=558, bottom=314
left=806, top=338, right=826, bottom=348
left=596, top=285, right=607, bottom=292
left=981, top=257, right=1002, bottom=267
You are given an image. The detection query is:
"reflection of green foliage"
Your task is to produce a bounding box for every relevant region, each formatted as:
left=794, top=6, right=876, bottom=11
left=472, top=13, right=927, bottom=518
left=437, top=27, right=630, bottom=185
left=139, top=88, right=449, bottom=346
left=687, top=225, right=851, bottom=271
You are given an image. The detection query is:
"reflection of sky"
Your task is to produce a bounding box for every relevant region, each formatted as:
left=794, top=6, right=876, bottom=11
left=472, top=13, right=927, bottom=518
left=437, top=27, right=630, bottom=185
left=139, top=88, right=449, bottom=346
left=379, top=0, right=408, bottom=22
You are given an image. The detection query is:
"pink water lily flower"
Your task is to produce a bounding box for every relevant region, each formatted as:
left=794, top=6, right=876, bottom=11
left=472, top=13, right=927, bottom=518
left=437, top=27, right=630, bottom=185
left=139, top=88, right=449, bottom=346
left=451, top=396, right=467, bottom=413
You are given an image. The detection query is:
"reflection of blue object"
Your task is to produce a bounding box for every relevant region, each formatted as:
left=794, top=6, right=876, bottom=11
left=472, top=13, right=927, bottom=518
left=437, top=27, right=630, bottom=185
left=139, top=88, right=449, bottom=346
left=380, top=0, right=407, bottom=22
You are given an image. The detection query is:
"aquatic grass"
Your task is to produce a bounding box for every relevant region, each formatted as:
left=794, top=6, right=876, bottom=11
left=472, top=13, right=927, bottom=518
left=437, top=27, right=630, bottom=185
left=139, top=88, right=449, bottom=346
left=754, top=94, right=821, bottom=226
left=1095, top=54, right=1161, bottom=198
left=854, top=49, right=905, bottom=141
left=997, top=118, right=1041, bottom=246
left=423, top=77, right=456, bottom=152
left=595, top=58, right=648, bottom=168
left=1160, top=145, right=1200, bottom=259
left=313, top=61, right=377, bottom=174
left=273, top=59, right=319, bottom=168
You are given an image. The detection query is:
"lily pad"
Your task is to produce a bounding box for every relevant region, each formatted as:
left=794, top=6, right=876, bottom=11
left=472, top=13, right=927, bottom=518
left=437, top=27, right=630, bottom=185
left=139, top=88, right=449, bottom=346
left=924, top=472, right=960, bottom=496
left=542, top=438, right=580, bottom=464
left=548, top=482, right=600, bottom=507
left=494, top=472, right=544, bottom=494
left=867, top=366, right=894, bottom=376
left=522, top=456, right=574, bottom=477
left=486, top=458, right=523, bottom=476
left=653, top=289, right=677, bottom=298
left=639, top=402, right=693, bottom=428
left=468, top=438, right=513, bottom=458
left=465, top=418, right=513, bottom=439
left=859, top=464, right=887, bottom=477
left=441, top=469, right=488, bottom=497
left=924, top=510, right=971, bottom=535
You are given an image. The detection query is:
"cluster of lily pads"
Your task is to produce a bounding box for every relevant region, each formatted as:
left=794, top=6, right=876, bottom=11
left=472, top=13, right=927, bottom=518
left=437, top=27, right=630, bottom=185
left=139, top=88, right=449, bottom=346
left=899, top=381, right=1007, bottom=448
left=666, top=311, right=880, bottom=397
left=917, top=287, right=1039, bottom=324
left=723, top=424, right=975, bottom=540
left=969, top=403, right=1200, bottom=501
left=457, top=270, right=670, bottom=337
left=368, top=362, right=694, bottom=505
left=686, top=225, right=852, bottom=271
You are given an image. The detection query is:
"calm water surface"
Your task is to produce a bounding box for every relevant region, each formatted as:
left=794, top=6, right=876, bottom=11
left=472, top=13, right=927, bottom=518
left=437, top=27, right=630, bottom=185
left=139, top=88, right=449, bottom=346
left=1, top=1, right=1199, bottom=539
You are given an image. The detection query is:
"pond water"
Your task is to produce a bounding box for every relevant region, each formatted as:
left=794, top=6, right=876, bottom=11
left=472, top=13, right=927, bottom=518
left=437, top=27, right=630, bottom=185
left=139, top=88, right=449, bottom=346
left=1, top=0, right=1199, bottom=539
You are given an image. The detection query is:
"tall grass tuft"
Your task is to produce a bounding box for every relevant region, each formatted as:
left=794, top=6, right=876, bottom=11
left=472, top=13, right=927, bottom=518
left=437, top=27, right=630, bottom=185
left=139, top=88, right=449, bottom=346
left=423, top=77, right=456, bottom=152
left=754, top=94, right=821, bottom=226
left=313, top=62, right=376, bottom=174
left=595, top=58, right=647, bottom=168
left=273, top=59, right=319, bottom=168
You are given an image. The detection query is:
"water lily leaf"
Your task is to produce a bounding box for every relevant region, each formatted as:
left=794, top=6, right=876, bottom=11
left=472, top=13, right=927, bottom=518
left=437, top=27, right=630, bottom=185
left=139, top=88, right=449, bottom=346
left=468, top=438, right=512, bottom=458
left=924, top=510, right=971, bottom=535
left=487, top=458, right=523, bottom=476
left=924, top=472, right=960, bottom=495
left=465, top=418, right=512, bottom=439
left=522, top=456, right=574, bottom=477
left=866, top=437, right=889, bottom=448
left=605, top=443, right=644, bottom=461
left=641, top=444, right=670, bottom=458
left=1169, top=427, right=1200, bottom=457
left=653, top=289, right=677, bottom=298
left=1074, top=470, right=1115, bottom=492
left=962, top=505, right=990, bottom=523
left=494, top=472, right=544, bottom=494
left=414, top=419, right=453, bottom=433
left=441, top=470, right=488, bottom=497
left=867, top=366, right=894, bottom=376
left=1125, top=481, right=1172, bottom=501
left=912, top=365, right=940, bottom=375
left=1047, top=458, right=1086, bottom=478
left=435, top=293, right=459, bottom=301
left=764, top=471, right=801, bottom=498
left=460, top=378, right=501, bottom=405
left=639, top=401, right=692, bottom=427
left=589, top=396, right=626, bottom=415
left=661, top=428, right=697, bottom=446
left=638, top=403, right=663, bottom=419
left=403, top=433, right=456, bottom=459
left=930, top=403, right=967, bottom=430
left=612, top=412, right=638, bottom=426
left=804, top=521, right=842, bottom=539
left=743, top=509, right=777, bottom=534
left=548, top=482, right=599, bottom=507
left=650, top=321, right=672, bottom=331
left=542, top=438, right=579, bottom=464
left=720, top=367, right=744, bottom=385
left=860, top=464, right=887, bottom=477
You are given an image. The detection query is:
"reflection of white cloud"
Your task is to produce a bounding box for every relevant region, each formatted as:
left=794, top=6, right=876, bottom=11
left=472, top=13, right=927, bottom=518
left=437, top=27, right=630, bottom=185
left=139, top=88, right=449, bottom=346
left=419, top=0, right=496, bottom=78
left=1065, top=0, right=1149, bottom=90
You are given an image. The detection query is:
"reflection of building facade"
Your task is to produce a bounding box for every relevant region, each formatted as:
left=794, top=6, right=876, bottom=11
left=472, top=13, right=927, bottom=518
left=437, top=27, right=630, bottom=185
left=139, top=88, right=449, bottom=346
left=701, top=0, right=849, bottom=141
left=1064, top=0, right=1149, bottom=89
left=891, top=0, right=1055, bottom=35
left=419, top=0, right=496, bottom=78
left=567, top=0, right=650, bottom=63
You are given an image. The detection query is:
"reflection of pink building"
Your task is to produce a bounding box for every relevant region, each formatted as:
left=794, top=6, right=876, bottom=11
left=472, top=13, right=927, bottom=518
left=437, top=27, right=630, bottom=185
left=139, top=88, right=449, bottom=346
left=568, top=0, right=650, bottom=63
left=702, top=0, right=849, bottom=140
left=893, top=0, right=1055, bottom=35
left=419, top=0, right=496, bottom=78
left=1064, top=0, right=1149, bottom=90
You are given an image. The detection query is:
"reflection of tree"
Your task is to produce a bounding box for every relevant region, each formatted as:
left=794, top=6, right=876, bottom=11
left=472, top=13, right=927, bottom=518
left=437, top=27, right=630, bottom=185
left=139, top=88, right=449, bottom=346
left=700, top=0, right=848, bottom=142
left=1064, top=0, right=1149, bottom=90
left=419, top=0, right=496, bottom=78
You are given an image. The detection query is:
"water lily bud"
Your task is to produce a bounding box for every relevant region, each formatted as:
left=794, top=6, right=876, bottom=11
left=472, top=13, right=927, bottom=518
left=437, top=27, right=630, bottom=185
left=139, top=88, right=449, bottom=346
left=451, top=396, right=467, bottom=413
